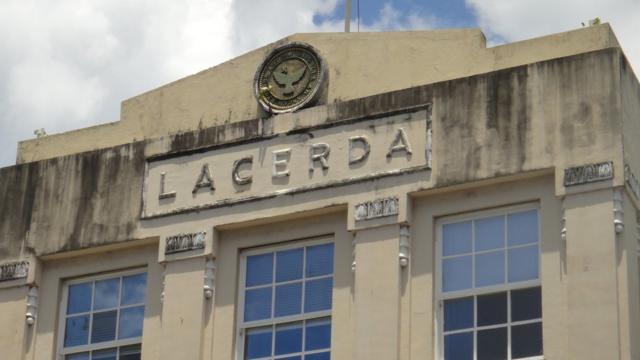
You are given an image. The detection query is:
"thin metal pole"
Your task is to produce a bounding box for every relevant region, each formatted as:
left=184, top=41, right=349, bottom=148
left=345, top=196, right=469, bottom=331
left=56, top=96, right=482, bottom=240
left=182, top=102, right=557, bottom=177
left=345, top=0, right=351, bottom=32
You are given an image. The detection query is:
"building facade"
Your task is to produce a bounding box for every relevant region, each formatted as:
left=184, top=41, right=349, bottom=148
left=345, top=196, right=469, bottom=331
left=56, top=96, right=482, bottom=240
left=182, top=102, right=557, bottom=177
left=1, top=24, right=639, bottom=360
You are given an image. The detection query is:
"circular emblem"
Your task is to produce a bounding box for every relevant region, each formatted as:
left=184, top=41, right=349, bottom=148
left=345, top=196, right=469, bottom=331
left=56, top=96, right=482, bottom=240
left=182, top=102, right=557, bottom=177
left=254, top=43, right=326, bottom=113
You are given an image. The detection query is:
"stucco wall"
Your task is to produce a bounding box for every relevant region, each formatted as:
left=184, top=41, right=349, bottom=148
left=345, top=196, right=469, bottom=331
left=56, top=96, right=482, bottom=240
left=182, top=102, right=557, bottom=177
left=15, top=25, right=620, bottom=164
left=0, top=48, right=632, bottom=260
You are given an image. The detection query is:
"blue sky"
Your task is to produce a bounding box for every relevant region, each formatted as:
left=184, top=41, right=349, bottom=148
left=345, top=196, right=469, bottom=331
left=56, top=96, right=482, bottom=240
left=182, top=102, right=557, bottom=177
left=314, top=0, right=477, bottom=30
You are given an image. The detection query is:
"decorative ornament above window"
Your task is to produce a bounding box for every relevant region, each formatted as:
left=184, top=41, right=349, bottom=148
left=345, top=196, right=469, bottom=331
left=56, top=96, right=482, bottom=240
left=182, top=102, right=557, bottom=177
left=254, top=42, right=326, bottom=114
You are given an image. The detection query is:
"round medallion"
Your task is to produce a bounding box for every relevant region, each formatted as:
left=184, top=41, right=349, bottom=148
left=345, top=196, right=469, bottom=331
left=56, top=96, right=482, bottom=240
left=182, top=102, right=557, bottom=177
left=254, top=43, right=326, bottom=113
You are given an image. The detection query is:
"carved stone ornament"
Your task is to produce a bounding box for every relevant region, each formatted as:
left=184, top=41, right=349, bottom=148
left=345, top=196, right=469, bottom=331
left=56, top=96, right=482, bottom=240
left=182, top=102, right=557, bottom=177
left=254, top=42, right=326, bottom=114
left=0, top=261, right=29, bottom=282
left=165, top=231, right=206, bottom=255
left=354, top=197, right=399, bottom=221
left=563, top=161, right=613, bottom=187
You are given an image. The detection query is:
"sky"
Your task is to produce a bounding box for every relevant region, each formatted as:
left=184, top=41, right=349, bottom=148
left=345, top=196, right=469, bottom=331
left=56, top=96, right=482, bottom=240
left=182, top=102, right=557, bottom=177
left=1, top=0, right=639, bottom=168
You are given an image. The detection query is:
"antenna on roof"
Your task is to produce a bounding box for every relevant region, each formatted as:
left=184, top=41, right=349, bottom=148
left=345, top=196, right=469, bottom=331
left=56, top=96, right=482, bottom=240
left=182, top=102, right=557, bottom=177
left=345, top=0, right=351, bottom=32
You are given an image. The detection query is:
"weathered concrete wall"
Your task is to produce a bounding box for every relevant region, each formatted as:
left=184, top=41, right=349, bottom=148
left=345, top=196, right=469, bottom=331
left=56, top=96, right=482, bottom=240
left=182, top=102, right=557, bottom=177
left=0, top=48, right=632, bottom=260
left=0, top=143, right=146, bottom=258
left=15, top=25, right=620, bottom=164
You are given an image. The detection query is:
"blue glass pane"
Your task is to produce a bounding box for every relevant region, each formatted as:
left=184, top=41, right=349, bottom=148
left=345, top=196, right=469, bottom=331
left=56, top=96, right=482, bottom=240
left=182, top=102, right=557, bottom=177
left=305, top=318, right=331, bottom=351
left=245, top=327, right=272, bottom=359
left=244, top=287, right=272, bottom=322
left=277, top=248, right=303, bottom=282
left=67, top=283, right=92, bottom=314
left=121, top=273, right=147, bottom=306
left=475, top=216, right=505, bottom=251
left=306, top=244, right=334, bottom=277
left=118, top=306, right=144, bottom=339
left=91, top=310, right=117, bottom=343
left=92, top=348, right=117, bottom=360
left=442, top=221, right=472, bottom=256
left=275, top=322, right=303, bottom=355
left=508, top=245, right=539, bottom=283
left=305, top=352, right=330, bottom=360
left=507, top=210, right=538, bottom=246
left=94, top=278, right=120, bottom=310
left=64, top=315, right=89, bottom=347
left=246, top=253, right=273, bottom=287
left=442, top=256, right=472, bottom=292
left=443, top=297, right=473, bottom=331
left=304, top=278, right=332, bottom=313
left=444, top=332, right=473, bottom=360
left=478, top=327, right=507, bottom=360
left=512, top=322, right=543, bottom=358
left=119, top=344, right=142, bottom=360
left=281, top=357, right=302, bottom=360
left=275, top=283, right=303, bottom=317
left=475, top=250, right=505, bottom=287
left=66, top=352, right=89, bottom=360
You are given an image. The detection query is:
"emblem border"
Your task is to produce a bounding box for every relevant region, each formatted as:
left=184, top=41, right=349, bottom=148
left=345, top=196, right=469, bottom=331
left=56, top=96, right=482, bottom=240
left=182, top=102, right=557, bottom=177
left=253, top=42, right=327, bottom=114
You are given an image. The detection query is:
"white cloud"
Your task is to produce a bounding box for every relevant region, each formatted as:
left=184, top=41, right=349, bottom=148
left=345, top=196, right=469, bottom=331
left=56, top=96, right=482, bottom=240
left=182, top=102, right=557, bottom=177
left=0, top=1, right=432, bottom=167
left=466, top=0, right=640, bottom=73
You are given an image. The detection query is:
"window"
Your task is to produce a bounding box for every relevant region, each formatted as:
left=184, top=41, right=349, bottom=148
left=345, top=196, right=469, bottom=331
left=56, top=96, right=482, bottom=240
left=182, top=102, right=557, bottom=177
left=238, top=240, right=334, bottom=360
left=58, top=270, right=147, bottom=360
left=437, top=207, right=543, bottom=360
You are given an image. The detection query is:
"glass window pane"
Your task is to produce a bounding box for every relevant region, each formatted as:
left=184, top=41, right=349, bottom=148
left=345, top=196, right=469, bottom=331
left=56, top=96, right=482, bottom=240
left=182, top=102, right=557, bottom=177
left=244, top=287, right=272, bottom=322
left=245, top=327, right=272, bottom=359
left=91, top=310, right=117, bottom=343
left=118, top=306, right=145, bottom=339
left=275, top=322, right=303, bottom=355
left=442, top=221, right=472, bottom=256
left=94, top=278, right=120, bottom=310
left=92, top=348, right=117, bottom=360
left=275, top=283, right=302, bottom=317
left=306, top=244, right=334, bottom=277
left=442, top=256, right=472, bottom=292
left=66, top=352, right=90, bottom=360
left=246, top=253, right=273, bottom=287
left=511, top=287, right=542, bottom=322
left=281, top=357, right=302, bottom=360
left=119, top=344, right=141, bottom=360
left=512, top=322, right=543, bottom=358
left=477, top=327, right=507, bottom=360
left=444, top=332, right=473, bottom=360
left=305, top=353, right=329, bottom=360
left=276, top=248, right=304, bottom=282
left=508, top=245, right=539, bottom=283
left=475, top=215, right=505, bottom=251
left=305, top=318, right=331, bottom=351
left=64, top=315, right=90, bottom=347
left=507, top=209, right=538, bottom=246
left=68, top=283, right=92, bottom=314
left=475, top=250, right=505, bottom=288
left=304, top=278, right=332, bottom=313
left=443, top=297, right=473, bottom=332
left=121, top=274, right=146, bottom=306
left=477, top=292, right=507, bottom=327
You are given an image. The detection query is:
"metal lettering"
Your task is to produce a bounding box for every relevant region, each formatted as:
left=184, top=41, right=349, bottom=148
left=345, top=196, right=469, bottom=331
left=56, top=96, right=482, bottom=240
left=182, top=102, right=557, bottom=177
left=165, top=232, right=206, bottom=254
left=309, top=143, right=330, bottom=172
left=354, top=197, right=399, bottom=221
left=159, top=172, right=177, bottom=200
left=0, top=261, right=29, bottom=282
left=387, top=128, right=412, bottom=158
left=232, top=156, right=253, bottom=186
left=272, top=148, right=291, bottom=178
left=193, top=164, right=215, bottom=194
left=563, top=161, right=614, bottom=186
left=348, top=135, right=370, bottom=165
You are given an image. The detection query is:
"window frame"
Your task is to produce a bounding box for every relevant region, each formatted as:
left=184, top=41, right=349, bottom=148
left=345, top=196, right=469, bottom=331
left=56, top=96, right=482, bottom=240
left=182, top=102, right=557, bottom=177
left=56, top=268, right=147, bottom=359
left=434, top=203, right=543, bottom=360
left=235, top=236, right=334, bottom=360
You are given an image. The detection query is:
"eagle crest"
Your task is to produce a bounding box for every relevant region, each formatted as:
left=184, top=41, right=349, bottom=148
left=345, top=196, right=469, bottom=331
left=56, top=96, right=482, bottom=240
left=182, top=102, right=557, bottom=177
left=272, top=65, right=307, bottom=96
